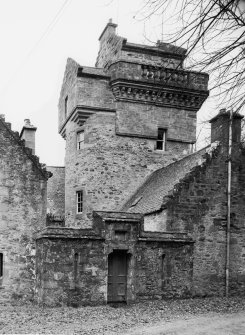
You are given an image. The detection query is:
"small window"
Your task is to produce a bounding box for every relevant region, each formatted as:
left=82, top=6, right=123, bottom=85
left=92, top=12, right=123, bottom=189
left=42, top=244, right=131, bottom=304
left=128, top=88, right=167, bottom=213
left=76, top=191, right=83, bottom=214
left=156, top=128, right=167, bottom=151
left=77, top=131, right=84, bottom=150
left=65, top=96, right=68, bottom=119
left=0, top=253, right=3, bottom=277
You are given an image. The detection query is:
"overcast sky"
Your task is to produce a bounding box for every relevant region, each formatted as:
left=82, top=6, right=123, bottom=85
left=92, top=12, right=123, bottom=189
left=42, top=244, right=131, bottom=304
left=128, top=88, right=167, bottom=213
left=0, top=0, right=214, bottom=166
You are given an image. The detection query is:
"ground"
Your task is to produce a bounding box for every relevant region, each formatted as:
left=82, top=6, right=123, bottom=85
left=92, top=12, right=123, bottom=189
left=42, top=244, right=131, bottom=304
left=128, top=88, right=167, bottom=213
left=0, top=297, right=245, bottom=334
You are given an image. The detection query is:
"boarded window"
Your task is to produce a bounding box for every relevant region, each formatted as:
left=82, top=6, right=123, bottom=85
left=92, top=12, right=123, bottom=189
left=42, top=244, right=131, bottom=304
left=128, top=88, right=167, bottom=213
left=77, top=131, right=84, bottom=150
left=156, top=128, right=167, bottom=151
left=76, top=191, right=83, bottom=213
left=0, top=253, right=3, bottom=277
left=115, top=230, right=127, bottom=241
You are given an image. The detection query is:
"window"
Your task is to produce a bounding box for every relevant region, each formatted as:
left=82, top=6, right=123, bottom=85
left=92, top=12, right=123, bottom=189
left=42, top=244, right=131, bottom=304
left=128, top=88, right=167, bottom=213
left=0, top=253, right=3, bottom=277
left=77, top=131, right=84, bottom=150
left=156, top=128, right=167, bottom=151
left=76, top=191, right=83, bottom=214
left=64, top=96, right=68, bottom=119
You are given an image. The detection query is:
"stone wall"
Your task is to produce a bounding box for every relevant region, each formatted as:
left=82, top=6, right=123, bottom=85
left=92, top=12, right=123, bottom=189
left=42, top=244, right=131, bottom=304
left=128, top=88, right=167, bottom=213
left=36, top=225, right=193, bottom=306
left=64, top=112, right=190, bottom=228
left=47, top=166, right=65, bottom=217
left=116, top=101, right=196, bottom=143
left=161, top=145, right=245, bottom=297
left=135, top=242, right=193, bottom=300
left=58, top=58, right=79, bottom=129
left=0, top=117, right=47, bottom=301
left=36, top=235, right=105, bottom=306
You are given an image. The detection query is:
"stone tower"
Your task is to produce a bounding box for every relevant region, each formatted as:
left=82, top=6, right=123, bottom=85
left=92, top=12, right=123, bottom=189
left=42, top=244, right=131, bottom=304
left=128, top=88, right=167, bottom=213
left=58, top=20, right=209, bottom=228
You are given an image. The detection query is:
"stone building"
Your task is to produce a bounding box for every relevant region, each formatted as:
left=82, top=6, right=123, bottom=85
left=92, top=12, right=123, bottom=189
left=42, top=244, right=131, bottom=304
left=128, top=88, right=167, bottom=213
left=0, top=117, right=50, bottom=301
left=35, top=21, right=245, bottom=306
left=1, top=20, right=245, bottom=306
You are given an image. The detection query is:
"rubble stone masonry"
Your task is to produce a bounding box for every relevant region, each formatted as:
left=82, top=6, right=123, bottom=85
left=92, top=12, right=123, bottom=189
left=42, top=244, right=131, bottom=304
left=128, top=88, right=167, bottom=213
left=164, top=143, right=245, bottom=297
left=0, top=117, right=48, bottom=301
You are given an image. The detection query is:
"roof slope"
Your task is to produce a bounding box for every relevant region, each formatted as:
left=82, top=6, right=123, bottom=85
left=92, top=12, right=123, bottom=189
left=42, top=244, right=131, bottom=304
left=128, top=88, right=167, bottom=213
left=122, top=145, right=215, bottom=214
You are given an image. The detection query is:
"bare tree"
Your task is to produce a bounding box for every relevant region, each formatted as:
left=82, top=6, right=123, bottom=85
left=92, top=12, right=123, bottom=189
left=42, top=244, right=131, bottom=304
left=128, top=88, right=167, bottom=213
left=137, top=0, right=245, bottom=113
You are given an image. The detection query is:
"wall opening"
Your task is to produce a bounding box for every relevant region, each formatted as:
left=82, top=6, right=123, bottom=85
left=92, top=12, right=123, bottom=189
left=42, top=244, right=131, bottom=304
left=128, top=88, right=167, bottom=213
left=74, top=252, right=79, bottom=287
left=64, top=96, right=68, bottom=119
left=0, top=253, right=3, bottom=278
left=76, top=191, right=83, bottom=214
left=77, top=131, right=84, bottom=150
left=161, top=254, right=166, bottom=290
left=156, top=128, right=167, bottom=151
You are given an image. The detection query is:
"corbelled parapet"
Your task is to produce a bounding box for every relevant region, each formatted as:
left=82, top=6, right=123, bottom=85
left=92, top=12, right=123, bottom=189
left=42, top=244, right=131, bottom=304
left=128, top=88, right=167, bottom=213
left=108, top=58, right=208, bottom=111
left=95, top=19, right=209, bottom=111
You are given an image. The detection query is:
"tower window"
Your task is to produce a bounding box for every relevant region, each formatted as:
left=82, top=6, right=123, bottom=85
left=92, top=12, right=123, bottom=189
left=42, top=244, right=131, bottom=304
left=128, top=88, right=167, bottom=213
left=156, top=128, right=167, bottom=151
left=0, top=253, right=3, bottom=277
left=77, top=131, right=84, bottom=150
left=65, top=96, right=68, bottom=119
left=76, top=191, right=83, bottom=214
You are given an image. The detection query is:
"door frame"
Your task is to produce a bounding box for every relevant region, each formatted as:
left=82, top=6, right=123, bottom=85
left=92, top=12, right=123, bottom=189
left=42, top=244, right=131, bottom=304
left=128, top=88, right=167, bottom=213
left=107, top=249, right=134, bottom=304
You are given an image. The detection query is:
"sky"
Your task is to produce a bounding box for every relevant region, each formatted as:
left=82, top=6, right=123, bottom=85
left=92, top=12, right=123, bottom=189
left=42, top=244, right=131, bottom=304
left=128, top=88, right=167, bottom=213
left=0, top=0, right=216, bottom=166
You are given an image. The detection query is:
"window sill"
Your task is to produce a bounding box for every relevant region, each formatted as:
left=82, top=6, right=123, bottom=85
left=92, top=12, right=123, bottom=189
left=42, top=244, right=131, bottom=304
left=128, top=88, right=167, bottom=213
left=75, top=213, right=83, bottom=219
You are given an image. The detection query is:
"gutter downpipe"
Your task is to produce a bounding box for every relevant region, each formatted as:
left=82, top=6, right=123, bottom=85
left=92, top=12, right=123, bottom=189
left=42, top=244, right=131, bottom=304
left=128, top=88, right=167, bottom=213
left=225, top=109, right=232, bottom=297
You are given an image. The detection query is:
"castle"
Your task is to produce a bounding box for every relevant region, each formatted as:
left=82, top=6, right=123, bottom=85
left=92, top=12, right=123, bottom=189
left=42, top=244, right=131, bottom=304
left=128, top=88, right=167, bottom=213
left=1, top=21, right=245, bottom=306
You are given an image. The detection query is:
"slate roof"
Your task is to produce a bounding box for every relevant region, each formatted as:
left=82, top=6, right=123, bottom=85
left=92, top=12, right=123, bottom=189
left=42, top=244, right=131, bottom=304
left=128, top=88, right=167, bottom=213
left=122, top=145, right=213, bottom=214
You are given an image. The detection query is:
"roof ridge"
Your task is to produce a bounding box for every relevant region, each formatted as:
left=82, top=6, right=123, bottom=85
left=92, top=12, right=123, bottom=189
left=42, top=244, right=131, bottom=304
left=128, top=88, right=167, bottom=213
left=0, top=116, right=51, bottom=180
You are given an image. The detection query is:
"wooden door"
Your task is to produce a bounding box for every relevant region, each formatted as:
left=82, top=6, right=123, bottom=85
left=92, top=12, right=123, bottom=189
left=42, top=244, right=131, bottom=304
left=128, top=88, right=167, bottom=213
left=108, top=251, right=127, bottom=302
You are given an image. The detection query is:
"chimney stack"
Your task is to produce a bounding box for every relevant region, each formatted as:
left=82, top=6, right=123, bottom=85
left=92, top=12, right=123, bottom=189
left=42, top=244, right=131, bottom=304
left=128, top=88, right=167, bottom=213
left=98, top=19, right=117, bottom=44
left=20, top=119, right=37, bottom=154
left=209, top=109, right=243, bottom=146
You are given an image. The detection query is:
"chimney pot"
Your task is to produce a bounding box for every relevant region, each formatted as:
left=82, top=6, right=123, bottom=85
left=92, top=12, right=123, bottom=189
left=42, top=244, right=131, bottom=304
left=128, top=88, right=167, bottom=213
left=24, top=119, right=31, bottom=126
left=20, top=119, right=37, bottom=154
